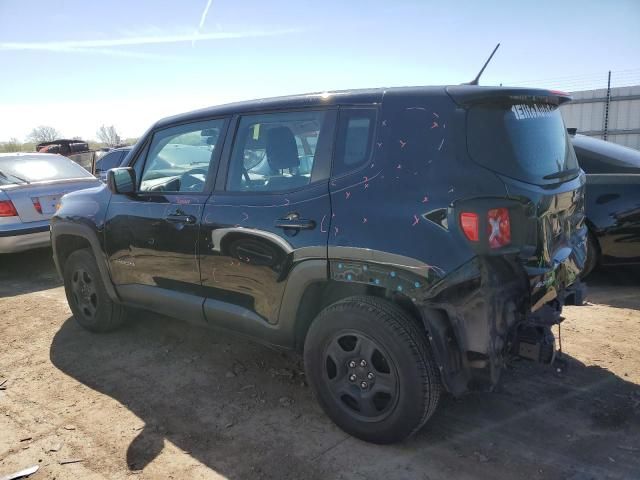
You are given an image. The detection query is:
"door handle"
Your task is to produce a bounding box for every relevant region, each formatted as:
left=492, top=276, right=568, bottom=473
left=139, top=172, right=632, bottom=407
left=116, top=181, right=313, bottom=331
left=166, top=213, right=196, bottom=224
left=275, top=213, right=316, bottom=230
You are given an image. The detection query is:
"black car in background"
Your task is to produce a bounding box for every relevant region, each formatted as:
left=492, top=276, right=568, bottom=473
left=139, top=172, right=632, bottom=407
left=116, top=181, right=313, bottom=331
left=94, top=146, right=132, bottom=182
left=570, top=133, right=640, bottom=275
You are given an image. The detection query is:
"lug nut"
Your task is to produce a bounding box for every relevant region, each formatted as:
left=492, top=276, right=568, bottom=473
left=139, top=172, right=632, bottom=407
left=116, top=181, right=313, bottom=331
left=349, top=374, right=357, bottom=382
left=367, top=372, right=375, bottom=380
left=360, top=381, right=368, bottom=389
left=359, top=359, right=367, bottom=367
left=348, top=360, right=357, bottom=368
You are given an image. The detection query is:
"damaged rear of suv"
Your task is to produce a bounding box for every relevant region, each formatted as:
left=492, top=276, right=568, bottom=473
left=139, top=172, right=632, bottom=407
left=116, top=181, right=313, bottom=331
left=52, top=84, right=586, bottom=445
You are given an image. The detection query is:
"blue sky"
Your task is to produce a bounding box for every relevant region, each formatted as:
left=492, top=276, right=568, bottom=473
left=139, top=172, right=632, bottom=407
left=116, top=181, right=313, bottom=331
left=1, top=0, right=639, bottom=141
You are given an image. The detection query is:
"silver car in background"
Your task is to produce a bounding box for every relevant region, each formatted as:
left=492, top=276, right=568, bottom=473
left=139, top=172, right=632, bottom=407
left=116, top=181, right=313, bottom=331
left=0, top=153, right=100, bottom=253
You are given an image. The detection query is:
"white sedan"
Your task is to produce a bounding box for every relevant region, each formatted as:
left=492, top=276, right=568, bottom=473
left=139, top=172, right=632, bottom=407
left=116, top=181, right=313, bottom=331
left=0, top=152, right=100, bottom=253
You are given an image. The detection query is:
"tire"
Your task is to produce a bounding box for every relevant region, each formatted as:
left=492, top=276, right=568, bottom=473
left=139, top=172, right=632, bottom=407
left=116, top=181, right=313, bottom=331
left=582, top=231, right=599, bottom=279
left=63, top=248, right=127, bottom=332
left=303, top=296, right=441, bottom=444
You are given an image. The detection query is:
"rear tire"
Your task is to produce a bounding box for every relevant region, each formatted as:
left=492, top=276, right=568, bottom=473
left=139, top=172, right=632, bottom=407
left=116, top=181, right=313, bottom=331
left=303, top=296, right=441, bottom=444
left=63, top=248, right=126, bottom=332
left=582, top=231, right=599, bottom=278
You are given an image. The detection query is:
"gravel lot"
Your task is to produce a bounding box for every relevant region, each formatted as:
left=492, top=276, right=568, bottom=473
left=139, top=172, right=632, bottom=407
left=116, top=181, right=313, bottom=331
left=1, top=248, right=639, bottom=480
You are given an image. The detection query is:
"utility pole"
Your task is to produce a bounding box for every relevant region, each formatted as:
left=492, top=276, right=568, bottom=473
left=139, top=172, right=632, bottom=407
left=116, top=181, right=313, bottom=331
left=603, top=70, right=612, bottom=141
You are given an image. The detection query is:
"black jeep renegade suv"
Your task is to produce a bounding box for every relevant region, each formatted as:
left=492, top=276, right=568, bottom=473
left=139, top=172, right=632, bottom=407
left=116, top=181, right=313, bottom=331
left=52, top=85, right=587, bottom=444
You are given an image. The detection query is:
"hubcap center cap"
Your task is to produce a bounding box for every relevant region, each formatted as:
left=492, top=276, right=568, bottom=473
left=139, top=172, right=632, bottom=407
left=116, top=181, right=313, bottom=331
left=347, top=358, right=375, bottom=389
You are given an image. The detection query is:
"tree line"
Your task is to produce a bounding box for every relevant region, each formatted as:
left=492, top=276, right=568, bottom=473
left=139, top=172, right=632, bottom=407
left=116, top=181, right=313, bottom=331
left=0, top=125, right=138, bottom=153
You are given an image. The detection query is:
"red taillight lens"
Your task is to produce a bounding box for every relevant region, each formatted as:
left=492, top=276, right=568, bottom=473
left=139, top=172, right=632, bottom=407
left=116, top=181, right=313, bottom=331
left=0, top=200, right=18, bottom=217
left=32, top=198, right=42, bottom=214
left=460, top=212, right=479, bottom=242
left=488, top=208, right=511, bottom=248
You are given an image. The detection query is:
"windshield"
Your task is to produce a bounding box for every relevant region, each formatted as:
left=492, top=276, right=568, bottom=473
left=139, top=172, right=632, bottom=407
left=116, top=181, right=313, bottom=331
left=0, top=154, right=94, bottom=185
left=467, top=102, right=579, bottom=183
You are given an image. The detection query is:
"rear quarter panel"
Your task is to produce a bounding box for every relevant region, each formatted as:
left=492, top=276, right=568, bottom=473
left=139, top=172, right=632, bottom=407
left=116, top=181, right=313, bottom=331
left=586, top=174, right=640, bottom=264
left=328, top=89, right=508, bottom=288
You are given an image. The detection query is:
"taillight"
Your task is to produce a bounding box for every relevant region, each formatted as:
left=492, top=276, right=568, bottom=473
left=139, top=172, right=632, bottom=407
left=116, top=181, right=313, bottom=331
left=488, top=208, right=511, bottom=248
left=0, top=200, right=18, bottom=217
left=460, top=212, right=479, bottom=242
left=32, top=198, right=42, bottom=214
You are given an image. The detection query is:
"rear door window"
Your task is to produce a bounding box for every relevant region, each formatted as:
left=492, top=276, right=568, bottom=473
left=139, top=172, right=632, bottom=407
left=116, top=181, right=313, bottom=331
left=467, top=102, right=578, bottom=184
left=333, top=109, right=376, bottom=177
left=227, top=110, right=331, bottom=192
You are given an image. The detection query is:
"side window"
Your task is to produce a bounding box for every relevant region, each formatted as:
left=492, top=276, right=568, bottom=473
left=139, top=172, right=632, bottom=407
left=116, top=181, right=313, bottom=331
left=96, top=151, right=123, bottom=171
left=227, top=110, right=328, bottom=192
left=333, top=109, right=376, bottom=177
left=140, top=119, right=225, bottom=193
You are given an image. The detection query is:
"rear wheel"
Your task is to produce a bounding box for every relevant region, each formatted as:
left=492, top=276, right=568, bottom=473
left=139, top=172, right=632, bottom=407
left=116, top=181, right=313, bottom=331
left=582, top=231, right=599, bottom=278
left=304, top=296, right=441, bottom=444
left=63, top=248, right=126, bottom=332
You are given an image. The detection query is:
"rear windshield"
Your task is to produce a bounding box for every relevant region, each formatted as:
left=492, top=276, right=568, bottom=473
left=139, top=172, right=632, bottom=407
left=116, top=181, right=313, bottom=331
left=467, top=102, right=578, bottom=183
left=0, top=154, right=94, bottom=185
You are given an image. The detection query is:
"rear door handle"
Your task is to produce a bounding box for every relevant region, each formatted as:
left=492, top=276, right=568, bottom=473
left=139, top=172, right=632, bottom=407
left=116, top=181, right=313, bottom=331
left=166, top=213, right=196, bottom=224
left=275, top=214, right=316, bottom=230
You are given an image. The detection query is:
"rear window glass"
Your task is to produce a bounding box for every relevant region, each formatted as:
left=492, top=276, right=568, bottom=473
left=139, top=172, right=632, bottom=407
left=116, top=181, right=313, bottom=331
left=0, top=154, right=94, bottom=185
left=467, top=103, right=578, bottom=183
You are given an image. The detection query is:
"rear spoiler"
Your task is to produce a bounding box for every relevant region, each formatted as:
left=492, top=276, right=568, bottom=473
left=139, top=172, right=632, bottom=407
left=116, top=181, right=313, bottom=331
left=446, top=86, right=572, bottom=107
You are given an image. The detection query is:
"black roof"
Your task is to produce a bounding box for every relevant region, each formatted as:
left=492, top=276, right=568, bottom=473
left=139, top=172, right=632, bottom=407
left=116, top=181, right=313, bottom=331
left=153, top=85, right=569, bottom=130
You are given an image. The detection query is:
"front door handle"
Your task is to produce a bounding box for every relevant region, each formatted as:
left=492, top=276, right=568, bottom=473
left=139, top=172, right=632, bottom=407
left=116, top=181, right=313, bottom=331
left=166, top=213, right=196, bottom=224
left=275, top=213, right=316, bottom=230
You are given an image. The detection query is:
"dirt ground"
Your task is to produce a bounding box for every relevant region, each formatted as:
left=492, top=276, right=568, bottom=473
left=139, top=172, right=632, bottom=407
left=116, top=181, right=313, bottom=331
left=1, top=248, right=639, bottom=480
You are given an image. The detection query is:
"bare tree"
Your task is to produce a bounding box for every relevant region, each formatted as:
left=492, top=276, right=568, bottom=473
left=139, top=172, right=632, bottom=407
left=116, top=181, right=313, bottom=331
left=27, top=126, right=60, bottom=143
left=96, top=125, right=121, bottom=147
left=0, top=138, right=21, bottom=153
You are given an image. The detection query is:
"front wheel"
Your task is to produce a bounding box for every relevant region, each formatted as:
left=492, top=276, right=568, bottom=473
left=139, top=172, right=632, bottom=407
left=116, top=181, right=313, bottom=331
left=63, top=248, right=127, bottom=332
left=304, top=296, right=441, bottom=444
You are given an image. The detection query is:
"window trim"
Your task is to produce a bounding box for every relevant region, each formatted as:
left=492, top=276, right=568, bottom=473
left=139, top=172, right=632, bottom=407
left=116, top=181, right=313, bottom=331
left=330, top=106, right=379, bottom=180
left=215, top=107, right=338, bottom=195
left=132, top=116, right=230, bottom=197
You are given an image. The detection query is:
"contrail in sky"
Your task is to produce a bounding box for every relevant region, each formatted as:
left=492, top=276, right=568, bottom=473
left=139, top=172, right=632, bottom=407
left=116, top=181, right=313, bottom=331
left=192, top=0, right=214, bottom=47
left=0, top=28, right=302, bottom=52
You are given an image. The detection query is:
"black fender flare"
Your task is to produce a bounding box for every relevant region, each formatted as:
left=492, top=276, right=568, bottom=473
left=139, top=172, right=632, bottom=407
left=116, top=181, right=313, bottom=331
left=277, top=260, right=328, bottom=348
left=51, top=222, right=120, bottom=302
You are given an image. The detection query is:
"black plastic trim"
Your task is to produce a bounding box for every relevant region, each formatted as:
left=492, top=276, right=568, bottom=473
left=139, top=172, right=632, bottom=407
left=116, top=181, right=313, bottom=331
left=51, top=222, right=120, bottom=301
left=0, top=225, right=49, bottom=237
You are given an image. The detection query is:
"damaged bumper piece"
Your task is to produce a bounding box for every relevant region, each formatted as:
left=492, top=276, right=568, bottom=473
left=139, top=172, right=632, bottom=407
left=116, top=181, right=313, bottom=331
left=421, top=257, right=587, bottom=396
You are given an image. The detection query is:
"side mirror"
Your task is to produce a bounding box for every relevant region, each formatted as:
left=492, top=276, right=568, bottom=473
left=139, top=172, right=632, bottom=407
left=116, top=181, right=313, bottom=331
left=107, top=167, right=136, bottom=194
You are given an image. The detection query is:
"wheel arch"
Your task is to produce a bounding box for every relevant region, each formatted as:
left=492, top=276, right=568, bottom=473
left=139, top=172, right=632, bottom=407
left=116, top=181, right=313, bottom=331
left=51, top=222, right=119, bottom=301
left=280, top=261, right=464, bottom=394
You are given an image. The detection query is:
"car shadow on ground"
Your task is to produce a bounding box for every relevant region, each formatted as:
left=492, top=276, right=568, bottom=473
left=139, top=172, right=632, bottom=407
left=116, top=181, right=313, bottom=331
left=0, top=247, right=61, bottom=297
left=49, top=312, right=640, bottom=480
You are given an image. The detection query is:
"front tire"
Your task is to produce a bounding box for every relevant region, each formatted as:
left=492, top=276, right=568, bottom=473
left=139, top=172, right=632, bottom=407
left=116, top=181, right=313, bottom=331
left=63, top=248, right=126, bottom=332
left=303, top=296, right=441, bottom=444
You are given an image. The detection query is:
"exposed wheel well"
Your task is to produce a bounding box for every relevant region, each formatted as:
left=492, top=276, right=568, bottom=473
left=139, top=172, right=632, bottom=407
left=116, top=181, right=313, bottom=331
left=293, top=280, right=425, bottom=351
left=55, top=234, right=91, bottom=270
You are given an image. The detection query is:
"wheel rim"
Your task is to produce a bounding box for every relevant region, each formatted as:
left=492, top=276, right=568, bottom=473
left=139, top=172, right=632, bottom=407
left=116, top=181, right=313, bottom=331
left=71, top=268, right=98, bottom=320
left=323, top=330, right=399, bottom=422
